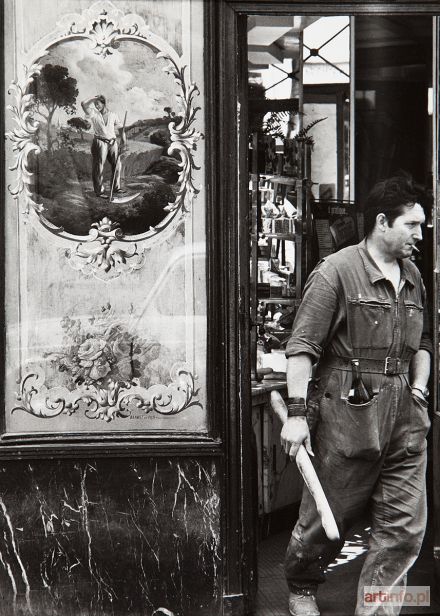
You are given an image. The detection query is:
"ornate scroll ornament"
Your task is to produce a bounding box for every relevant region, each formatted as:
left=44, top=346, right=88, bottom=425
left=12, top=306, right=202, bottom=423
left=6, top=1, right=203, bottom=279
left=65, top=217, right=146, bottom=281
left=58, top=1, right=150, bottom=55
left=120, top=365, right=201, bottom=416
left=160, top=56, right=202, bottom=215
left=6, top=63, right=45, bottom=216
left=13, top=364, right=201, bottom=423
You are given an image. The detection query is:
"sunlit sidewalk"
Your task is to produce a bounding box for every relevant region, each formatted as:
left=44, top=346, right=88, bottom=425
left=255, top=520, right=439, bottom=616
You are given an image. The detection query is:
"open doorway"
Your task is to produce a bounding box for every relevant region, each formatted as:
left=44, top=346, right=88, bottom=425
left=246, top=12, right=438, bottom=615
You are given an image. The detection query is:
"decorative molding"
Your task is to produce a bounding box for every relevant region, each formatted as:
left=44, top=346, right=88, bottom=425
left=120, top=364, right=201, bottom=417
left=12, top=372, right=64, bottom=419
left=64, top=217, right=146, bottom=281
left=160, top=55, right=202, bottom=214
left=12, top=363, right=201, bottom=423
left=6, top=1, right=203, bottom=279
left=58, top=1, right=151, bottom=55
left=6, top=63, right=45, bottom=216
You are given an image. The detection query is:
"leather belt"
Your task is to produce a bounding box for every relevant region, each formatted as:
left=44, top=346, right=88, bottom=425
left=95, top=135, right=116, bottom=145
left=323, top=356, right=410, bottom=375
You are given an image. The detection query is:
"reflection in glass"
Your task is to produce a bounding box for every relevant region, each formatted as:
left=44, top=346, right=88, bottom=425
left=303, top=16, right=350, bottom=84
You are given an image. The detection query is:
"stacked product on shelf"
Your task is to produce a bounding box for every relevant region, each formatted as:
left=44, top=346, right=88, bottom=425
left=250, top=132, right=313, bottom=382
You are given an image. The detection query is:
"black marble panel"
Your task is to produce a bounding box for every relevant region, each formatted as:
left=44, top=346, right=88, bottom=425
left=0, top=458, right=221, bottom=615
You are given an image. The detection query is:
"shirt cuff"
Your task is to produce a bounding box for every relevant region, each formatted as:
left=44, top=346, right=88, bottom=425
left=419, top=336, right=433, bottom=355
left=285, top=339, right=322, bottom=361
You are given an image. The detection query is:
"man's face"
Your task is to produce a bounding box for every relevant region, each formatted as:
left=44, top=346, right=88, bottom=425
left=383, top=203, right=425, bottom=258
left=94, top=99, right=105, bottom=112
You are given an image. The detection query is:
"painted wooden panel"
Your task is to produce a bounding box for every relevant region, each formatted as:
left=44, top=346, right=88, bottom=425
left=3, top=0, right=207, bottom=438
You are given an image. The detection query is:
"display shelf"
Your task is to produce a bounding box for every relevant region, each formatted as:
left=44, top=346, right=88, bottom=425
left=263, top=232, right=295, bottom=240
left=261, top=175, right=298, bottom=186
left=258, top=298, right=300, bottom=305
left=250, top=133, right=313, bottom=381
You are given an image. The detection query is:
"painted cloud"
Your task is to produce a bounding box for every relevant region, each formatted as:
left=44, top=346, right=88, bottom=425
left=38, top=38, right=177, bottom=124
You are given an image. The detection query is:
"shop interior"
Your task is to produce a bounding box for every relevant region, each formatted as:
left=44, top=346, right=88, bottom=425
left=247, top=14, right=438, bottom=615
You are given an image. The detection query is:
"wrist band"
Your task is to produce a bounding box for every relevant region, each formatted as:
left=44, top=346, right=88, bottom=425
left=286, top=397, right=307, bottom=417
left=411, top=384, right=429, bottom=398
left=411, top=386, right=427, bottom=398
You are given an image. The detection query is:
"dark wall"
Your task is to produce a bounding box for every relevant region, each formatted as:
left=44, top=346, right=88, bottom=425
left=355, top=82, right=430, bottom=205
left=0, top=458, right=221, bottom=616
left=354, top=15, right=432, bottom=205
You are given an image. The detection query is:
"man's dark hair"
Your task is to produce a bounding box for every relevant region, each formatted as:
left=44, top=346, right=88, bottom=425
left=96, top=95, right=106, bottom=106
left=363, top=175, right=421, bottom=237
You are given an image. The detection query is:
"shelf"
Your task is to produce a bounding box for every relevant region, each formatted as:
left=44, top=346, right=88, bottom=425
left=268, top=230, right=307, bottom=239
left=270, top=175, right=298, bottom=186
left=263, top=233, right=295, bottom=240
left=257, top=174, right=298, bottom=186
left=258, top=297, right=300, bottom=305
left=251, top=379, right=287, bottom=397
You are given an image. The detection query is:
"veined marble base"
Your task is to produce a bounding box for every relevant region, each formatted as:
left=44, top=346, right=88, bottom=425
left=0, top=458, right=221, bottom=615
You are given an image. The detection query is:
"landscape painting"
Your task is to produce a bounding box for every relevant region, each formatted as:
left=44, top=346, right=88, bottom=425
left=28, top=38, right=181, bottom=236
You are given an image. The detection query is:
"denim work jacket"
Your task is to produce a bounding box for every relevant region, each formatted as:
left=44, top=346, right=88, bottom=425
left=285, top=239, right=432, bottom=365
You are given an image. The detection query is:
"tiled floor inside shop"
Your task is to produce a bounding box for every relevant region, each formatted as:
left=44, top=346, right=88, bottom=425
left=255, top=519, right=440, bottom=616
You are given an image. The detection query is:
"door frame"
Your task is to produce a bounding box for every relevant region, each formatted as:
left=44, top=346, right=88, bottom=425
left=211, top=2, right=440, bottom=614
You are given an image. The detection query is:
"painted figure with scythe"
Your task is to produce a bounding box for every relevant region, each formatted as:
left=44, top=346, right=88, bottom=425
left=81, top=94, right=127, bottom=199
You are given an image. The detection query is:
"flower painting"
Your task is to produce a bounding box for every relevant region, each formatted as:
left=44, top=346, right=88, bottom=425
left=57, top=312, right=155, bottom=387
left=39, top=303, right=162, bottom=419
left=10, top=303, right=202, bottom=424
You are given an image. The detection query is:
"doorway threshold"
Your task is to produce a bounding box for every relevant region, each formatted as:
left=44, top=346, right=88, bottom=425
left=255, top=519, right=439, bottom=615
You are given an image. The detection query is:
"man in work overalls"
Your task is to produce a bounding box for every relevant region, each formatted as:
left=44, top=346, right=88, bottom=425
left=282, top=176, right=432, bottom=616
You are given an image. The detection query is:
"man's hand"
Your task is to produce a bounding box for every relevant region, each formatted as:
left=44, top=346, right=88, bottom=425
left=81, top=96, right=97, bottom=113
left=119, top=135, right=128, bottom=154
left=280, top=416, right=313, bottom=460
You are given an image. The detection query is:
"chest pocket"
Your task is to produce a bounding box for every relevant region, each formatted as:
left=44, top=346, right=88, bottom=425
left=347, top=297, right=393, bottom=351
left=403, top=301, right=424, bottom=353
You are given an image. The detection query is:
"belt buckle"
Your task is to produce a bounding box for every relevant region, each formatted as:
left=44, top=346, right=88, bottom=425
left=384, top=357, right=399, bottom=375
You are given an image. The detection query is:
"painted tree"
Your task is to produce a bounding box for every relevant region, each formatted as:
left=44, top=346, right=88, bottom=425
left=150, top=128, right=170, bottom=149
left=163, top=106, right=175, bottom=119
left=29, top=64, right=78, bottom=151
left=67, top=117, right=91, bottom=141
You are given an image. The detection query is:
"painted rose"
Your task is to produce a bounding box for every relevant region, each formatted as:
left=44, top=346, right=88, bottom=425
left=112, top=336, right=135, bottom=381
left=116, top=357, right=134, bottom=380
left=77, top=338, right=111, bottom=380
left=111, top=336, right=132, bottom=359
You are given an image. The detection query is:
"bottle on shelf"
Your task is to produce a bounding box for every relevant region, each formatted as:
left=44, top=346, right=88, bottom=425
left=348, top=359, right=371, bottom=404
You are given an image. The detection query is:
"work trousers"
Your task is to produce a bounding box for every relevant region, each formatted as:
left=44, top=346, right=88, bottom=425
left=285, top=369, right=430, bottom=616
left=91, top=138, right=121, bottom=196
